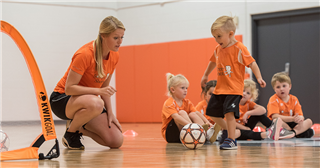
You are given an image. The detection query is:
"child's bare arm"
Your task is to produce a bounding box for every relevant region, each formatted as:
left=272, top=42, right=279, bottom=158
left=249, top=62, right=266, bottom=88
left=246, top=104, right=266, bottom=116
left=242, top=105, right=266, bottom=124
left=294, top=114, right=304, bottom=123
left=236, top=123, right=251, bottom=130
left=201, top=61, right=216, bottom=87
left=272, top=113, right=295, bottom=123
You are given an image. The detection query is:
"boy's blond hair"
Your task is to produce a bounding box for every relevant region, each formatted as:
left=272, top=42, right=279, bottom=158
left=271, top=72, right=291, bottom=88
left=244, top=79, right=259, bottom=102
left=211, top=16, right=236, bottom=35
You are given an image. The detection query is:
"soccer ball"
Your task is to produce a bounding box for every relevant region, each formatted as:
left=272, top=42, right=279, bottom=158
left=0, top=130, right=10, bottom=152
left=180, top=123, right=206, bottom=150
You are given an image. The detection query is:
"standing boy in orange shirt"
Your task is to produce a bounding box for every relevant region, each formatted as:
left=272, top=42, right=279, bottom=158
left=201, top=16, right=266, bottom=150
left=267, top=72, right=314, bottom=138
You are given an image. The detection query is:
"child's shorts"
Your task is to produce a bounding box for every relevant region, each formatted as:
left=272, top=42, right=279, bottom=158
left=286, top=122, right=314, bottom=138
left=206, top=94, right=241, bottom=119
left=165, top=119, right=181, bottom=143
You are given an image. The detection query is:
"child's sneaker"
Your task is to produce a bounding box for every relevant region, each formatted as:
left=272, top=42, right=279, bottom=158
left=220, top=138, right=238, bottom=150
left=216, top=130, right=222, bottom=141
left=296, top=128, right=314, bottom=138
left=202, top=124, right=209, bottom=132
left=219, top=130, right=228, bottom=144
left=62, top=130, right=85, bottom=150
left=279, top=128, right=295, bottom=140
left=206, top=124, right=222, bottom=143
left=267, top=117, right=283, bottom=140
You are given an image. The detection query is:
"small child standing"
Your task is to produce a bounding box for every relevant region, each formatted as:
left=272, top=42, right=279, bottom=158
left=236, top=79, right=295, bottom=141
left=267, top=72, right=314, bottom=138
left=161, top=73, right=214, bottom=143
left=196, top=80, right=222, bottom=143
left=201, top=16, right=266, bottom=150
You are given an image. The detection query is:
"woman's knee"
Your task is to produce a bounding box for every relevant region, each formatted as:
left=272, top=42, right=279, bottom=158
left=101, top=130, right=124, bottom=148
left=84, top=96, right=104, bottom=114
left=109, top=136, right=124, bottom=148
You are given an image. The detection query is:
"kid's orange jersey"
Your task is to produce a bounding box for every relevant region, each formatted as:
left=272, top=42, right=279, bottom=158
left=236, top=100, right=256, bottom=125
left=267, top=94, right=303, bottom=119
left=54, top=41, right=119, bottom=93
left=195, top=100, right=215, bottom=124
left=161, top=97, right=197, bottom=139
left=210, top=42, right=255, bottom=95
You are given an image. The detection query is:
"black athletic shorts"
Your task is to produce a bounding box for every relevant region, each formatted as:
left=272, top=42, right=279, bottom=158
left=50, top=92, right=71, bottom=120
left=206, top=94, right=241, bottom=119
left=50, top=91, right=107, bottom=120
left=165, top=119, right=181, bottom=143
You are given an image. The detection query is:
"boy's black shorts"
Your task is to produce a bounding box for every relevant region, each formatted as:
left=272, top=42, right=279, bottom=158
left=206, top=94, right=242, bottom=119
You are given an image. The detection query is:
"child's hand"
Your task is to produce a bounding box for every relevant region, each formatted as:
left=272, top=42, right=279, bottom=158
left=257, top=78, right=266, bottom=88
left=242, top=113, right=249, bottom=124
left=201, top=76, right=208, bottom=88
left=294, top=114, right=304, bottom=123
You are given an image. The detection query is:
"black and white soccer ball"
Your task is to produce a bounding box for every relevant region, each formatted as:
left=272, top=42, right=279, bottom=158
left=180, top=123, right=206, bottom=149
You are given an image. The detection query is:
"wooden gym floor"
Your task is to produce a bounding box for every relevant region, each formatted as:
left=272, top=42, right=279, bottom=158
left=1, top=122, right=320, bottom=168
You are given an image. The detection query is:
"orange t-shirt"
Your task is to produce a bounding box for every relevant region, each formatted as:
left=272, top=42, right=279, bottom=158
left=54, top=41, right=119, bottom=93
left=236, top=100, right=256, bottom=125
left=161, top=97, right=197, bottom=139
left=210, top=42, right=255, bottom=95
left=267, top=94, right=303, bottom=119
left=195, top=100, right=215, bottom=124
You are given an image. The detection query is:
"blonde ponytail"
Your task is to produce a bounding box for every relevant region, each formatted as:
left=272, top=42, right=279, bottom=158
left=94, top=16, right=125, bottom=78
left=94, top=35, right=104, bottom=78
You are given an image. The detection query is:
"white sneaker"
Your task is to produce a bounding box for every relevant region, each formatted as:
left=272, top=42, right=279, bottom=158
left=216, top=130, right=222, bottom=141
left=206, top=124, right=222, bottom=143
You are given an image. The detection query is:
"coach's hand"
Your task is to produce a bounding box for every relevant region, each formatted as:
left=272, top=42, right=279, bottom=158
left=101, top=86, right=117, bottom=97
left=108, top=112, right=122, bottom=132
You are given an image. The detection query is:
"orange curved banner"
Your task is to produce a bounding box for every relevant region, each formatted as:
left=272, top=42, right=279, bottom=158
left=0, top=147, right=39, bottom=161
left=0, top=20, right=57, bottom=160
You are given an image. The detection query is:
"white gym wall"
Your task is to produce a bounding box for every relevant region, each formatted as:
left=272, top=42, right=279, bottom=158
left=1, top=0, right=319, bottom=122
